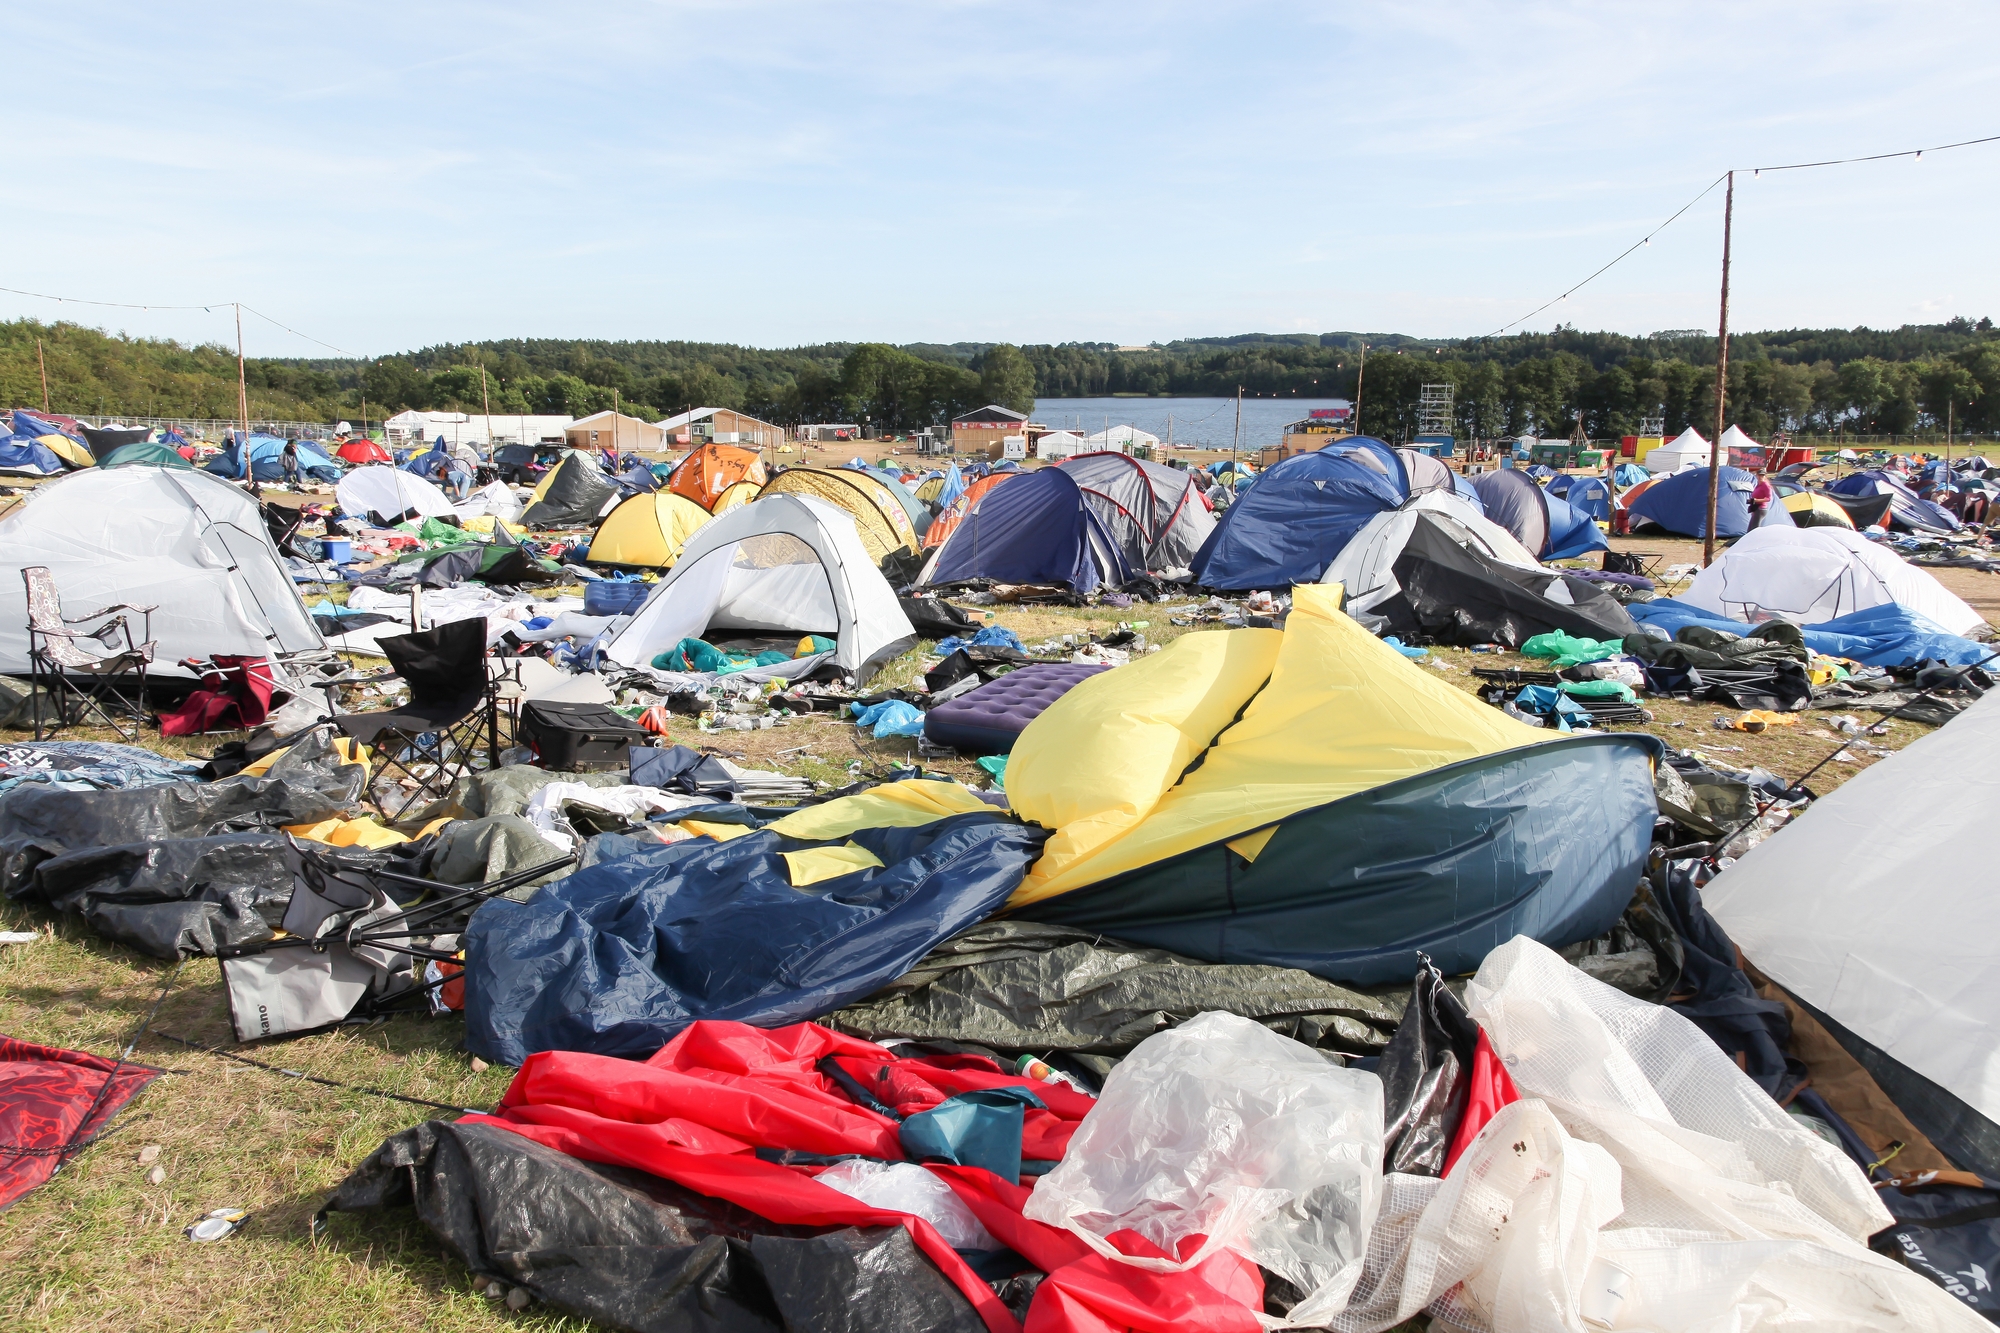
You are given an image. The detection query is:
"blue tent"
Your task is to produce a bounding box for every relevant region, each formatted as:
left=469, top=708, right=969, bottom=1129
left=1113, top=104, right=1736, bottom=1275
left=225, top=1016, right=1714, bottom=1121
left=1628, top=597, right=1989, bottom=668
left=9, top=409, right=88, bottom=445
left=924, top=465, right=1135, bottom=593
left=205, top=433, right=340, bottom=482
left=1625, top=466, right=1755, bottom=539
left=1547, top=473, right=1613, bottom=522
left=935, top=462, right=966, bottom=509
left=1826, top=469, right=1960, bottom=535
left=1613, top=462, right=1650, bottom=488
left=1524, top=463, right=1557, bottom=480
left=1187, top=447, right=1405, bottom=589
left=1472, top=468, right=1608, bottom=560
left=0, top=432, right=66, bottom=476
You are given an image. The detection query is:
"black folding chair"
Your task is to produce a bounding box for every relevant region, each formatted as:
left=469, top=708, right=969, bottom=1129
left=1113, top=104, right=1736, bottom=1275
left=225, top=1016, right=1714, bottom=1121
left=21, top=565, right=156, bottom=741
left=325, top=619, right=505, bottom=821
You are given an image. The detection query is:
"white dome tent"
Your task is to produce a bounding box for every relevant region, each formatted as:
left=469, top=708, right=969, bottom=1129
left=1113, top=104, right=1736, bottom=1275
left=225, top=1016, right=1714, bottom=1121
left=0, top=466, right=326, bottom=676
left=602, top=494, right=917, bottom=686
left=336, top=465, right=456, bottom=522
left=1323, top=490, right=1541, bottom=616
left=1679, top=526, right=1985, bottom=636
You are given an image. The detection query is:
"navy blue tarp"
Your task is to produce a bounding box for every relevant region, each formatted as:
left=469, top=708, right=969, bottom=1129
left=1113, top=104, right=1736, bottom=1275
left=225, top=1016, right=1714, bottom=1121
left=1626, top=466, right=1755, bottom=539
left=924, top=466, right=1134, bottom=593
left=462, top=811, right=1051, bottom=1064
left=1826, top=469, right=1961, bottom=535
left=1187, top=447, right=1404, bottom=589
left=0, top=433, right=65, bottom=476
left=1627, top=597, right=1991, bottom=667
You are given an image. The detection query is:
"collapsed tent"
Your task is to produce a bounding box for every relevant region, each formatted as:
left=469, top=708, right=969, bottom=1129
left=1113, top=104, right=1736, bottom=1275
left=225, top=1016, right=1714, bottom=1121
left=762, top=467, right=916, bottom=563
left=335, top=464, right=456, bottom=521
left=77, top=423, right=150, bottom=460
left=1706, top=689, right=2000, bottom=1176
left=1326, top=500, right=1637, bottom=647
left=1055, top=451, right=1216, bottom=573
left=521, top=451, right=622, bottom=528
left=1470, top=467, right=1608, bottom=560
left=1004, top=584, right=1660, bottom=983
left=0, top=428, right=67, bottom=476
left=668, top=442, right=767, bottom=510
left=99, top=441, right=192, bottom=469
left=1186, top=447, right=1405, bottom=589
left=1625, top=465, right=1757, bottom=539
left=1628, top=597, right=1992, bottom=667
left=922, top=472, right=1011, bottom=551
left=585, top=490, right=713, bottom=568
left=1827, top=469, right=1961, bottom=535
left=1680, top=526, right=1986, bottom=635
left=603, top=493, right=917, bottom=685
left=0, top=466, right=326, bottom=676
left=203, top=434, right=341, bottom=483
left=920, top=466, right=1134, bottom=595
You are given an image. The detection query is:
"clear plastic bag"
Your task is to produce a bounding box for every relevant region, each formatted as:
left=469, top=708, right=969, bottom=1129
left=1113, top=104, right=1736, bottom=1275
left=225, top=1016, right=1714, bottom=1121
left=812, top=1159, right=999, bottom=1252
left=1025, top=1011, right=1384, bottom=1327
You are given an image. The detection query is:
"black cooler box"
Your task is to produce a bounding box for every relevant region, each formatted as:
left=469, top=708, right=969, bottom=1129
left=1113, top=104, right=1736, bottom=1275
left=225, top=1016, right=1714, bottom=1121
left=519, top=700, right=649, bottom=771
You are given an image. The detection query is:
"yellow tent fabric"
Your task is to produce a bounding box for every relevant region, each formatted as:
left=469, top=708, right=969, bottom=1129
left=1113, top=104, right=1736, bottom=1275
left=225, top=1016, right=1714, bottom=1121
left=679, top=818, right=755, bottom=842
left=914, top=476, right=946, bottom=503
left=782, top=842, right=886, bottom=886
left=762, top=779, right=992, bottom=843
left=586, top=491, right=713, bottom=567
left=284, top=815, right=450, bottom=848
left=1782, top=491, right=1856, bottom=528
left=762, top=467, right=915, bottom=562
left=245, top=738, right=370, bottom=779
left=711, top=480, right=760, bottom=516
left=1005, top=583, right=1545, bottom=906
left=40, top=436, right=94, bottom=469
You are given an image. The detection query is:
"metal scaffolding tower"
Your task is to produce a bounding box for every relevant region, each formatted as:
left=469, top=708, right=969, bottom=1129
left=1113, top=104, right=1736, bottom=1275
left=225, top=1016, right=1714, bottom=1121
left=1417, top=383, right=1454, bottom=438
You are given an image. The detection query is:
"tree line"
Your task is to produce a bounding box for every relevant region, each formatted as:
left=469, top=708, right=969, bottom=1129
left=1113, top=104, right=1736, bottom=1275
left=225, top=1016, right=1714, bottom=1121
left=3, top=316, right=1994, bottom=440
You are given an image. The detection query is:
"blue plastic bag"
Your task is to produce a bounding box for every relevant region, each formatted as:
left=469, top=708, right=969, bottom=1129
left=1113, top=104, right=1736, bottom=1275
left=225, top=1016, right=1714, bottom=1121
left=852, top=699, right=926, bottom=738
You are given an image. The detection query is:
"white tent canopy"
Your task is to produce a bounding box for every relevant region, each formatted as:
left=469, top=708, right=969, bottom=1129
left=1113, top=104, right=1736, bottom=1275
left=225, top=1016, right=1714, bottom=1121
left=1323, top=491, right=1541, bottom=613
left=1084, top=424, right=1160, bottom=452
left=602, top=494, right=916, bottom=686
left=1704, top=688, right=2000, bottom=1174
left=0, top=466, right=325, bottom=676
left=337, top=466, right=456, bottom=521
left=1644, top=425, right=1712, bottom=473
left=1035, top=431, right=1088, bottom=460
left=1679, top=526, right=1985, bottom=635
left=1717, top=423, right=1761, bottom=454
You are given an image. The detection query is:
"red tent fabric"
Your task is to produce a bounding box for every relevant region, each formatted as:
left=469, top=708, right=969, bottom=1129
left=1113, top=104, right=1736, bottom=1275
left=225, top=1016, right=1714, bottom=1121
left=336, top=438, right=392, bottom=465
left=0, top=1036, right=161, bottom=1209
left=464, top=1020, right=1264, bottom=1333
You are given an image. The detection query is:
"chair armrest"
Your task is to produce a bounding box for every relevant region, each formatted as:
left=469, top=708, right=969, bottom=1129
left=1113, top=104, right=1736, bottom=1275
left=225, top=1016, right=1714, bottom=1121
left=62, top=603, right=156, bottom=624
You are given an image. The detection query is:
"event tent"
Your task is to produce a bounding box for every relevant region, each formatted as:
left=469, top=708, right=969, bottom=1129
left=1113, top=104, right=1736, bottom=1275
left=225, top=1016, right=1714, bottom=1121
left=1187, top=447, right=1405, bottom=589
left=602, top=494, right=916, bottom=686
left=1005, top=584, right=1660, bottom=983
left=919, top=465, right=1135, bottom=594
left=1704, top=688, right=2000, bottom=1176
left=1471, top=467, right=1609, bottom=559
left=1644, top=426, right=1712, bottom=473
left=204, top=434, right=341, bottom=483
left=760, top=467, right=916, bottom=564
left=1056, top=451, right=1216, bottom=573
left=1826, top=469, right=1961, bottom=535
left=335, top=465, right=456, bottom=523
left=585, top=490, right=714, bottom=568
left=521, top=451, right=622, bottom=529
left=1625, top=465, right=1756, bottom=539
left=0, top=466, right=325, bottom=676
left=334, top=437, right=392, bottom=465
left=667, top=443, right=766, bottom=511
left=1678, top=526, right=1985, bottom=635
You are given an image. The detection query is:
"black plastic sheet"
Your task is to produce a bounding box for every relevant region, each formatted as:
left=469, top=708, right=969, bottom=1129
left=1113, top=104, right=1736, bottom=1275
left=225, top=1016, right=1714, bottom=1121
left=1377, top=962, right=1482, bottom=1177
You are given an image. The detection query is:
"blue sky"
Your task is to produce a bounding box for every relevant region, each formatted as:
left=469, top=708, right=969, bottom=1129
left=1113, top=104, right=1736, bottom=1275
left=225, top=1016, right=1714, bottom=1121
left=2, top=1, right=1995, bottom=356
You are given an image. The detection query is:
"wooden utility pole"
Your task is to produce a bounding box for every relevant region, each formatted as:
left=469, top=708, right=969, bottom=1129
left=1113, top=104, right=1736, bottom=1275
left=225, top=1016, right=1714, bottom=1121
left=1703, top=171, right=1734, bottom=566
left=1354, top=344, right=1368, bottom=439
left=1232, top=386, right=1242, bottom=469
left=234, top=303, right=254, bottom=487
left=480, top=365, right=492, bottom=454
left=36, top=339, right=50, bottom=413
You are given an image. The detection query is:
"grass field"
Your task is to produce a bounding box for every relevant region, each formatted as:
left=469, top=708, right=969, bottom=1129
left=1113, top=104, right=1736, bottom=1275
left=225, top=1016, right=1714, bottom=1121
left=0, top=530, right=1993, bottom=1331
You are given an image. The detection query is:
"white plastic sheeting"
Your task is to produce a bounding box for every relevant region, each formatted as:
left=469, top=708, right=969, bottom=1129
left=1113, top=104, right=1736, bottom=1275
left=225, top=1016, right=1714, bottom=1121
left=1704, top=689, right=2000, bottom=1156
left=336, top=465, right=456, bottom=521
left=815, top=1160, right=1000, bottom=1252
left=1323, top=492, right=1541, bottom=615
left=1025, top=1011, right=1385, bottom=1328
left=0, top=466, right=324, bottom=676
left=1332, top=938, right=1980, bottom=1333
left=1679, top=525, right=1985, bottom=636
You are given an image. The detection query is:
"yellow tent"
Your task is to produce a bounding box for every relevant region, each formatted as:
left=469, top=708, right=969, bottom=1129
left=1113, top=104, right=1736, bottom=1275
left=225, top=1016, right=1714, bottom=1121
left=710, top=479, right=761, bottom=516
left=586, top=490, right=714, bottom=567
left=1781, top=490, right=1856, bottom=529
left=761, top=467, right=915, bottom=563
left=39, top=436, right=94, bottom=469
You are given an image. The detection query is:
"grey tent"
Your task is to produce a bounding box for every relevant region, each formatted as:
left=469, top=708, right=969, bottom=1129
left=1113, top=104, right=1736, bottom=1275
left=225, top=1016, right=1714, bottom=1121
left=1056, top=451, right=1217, bottom=574
left=522, top=451, right=621, bottom=529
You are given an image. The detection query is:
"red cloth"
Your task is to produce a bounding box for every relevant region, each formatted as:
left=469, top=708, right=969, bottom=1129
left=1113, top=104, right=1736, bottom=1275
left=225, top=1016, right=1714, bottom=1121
left=1441, top=1028, right=1520, bottom=1177
left=157, top=656, right=275, bottom=737
left=0, top=1035, right=161, bottom=1208
left=467, top=1020, right=1264, bottom=1333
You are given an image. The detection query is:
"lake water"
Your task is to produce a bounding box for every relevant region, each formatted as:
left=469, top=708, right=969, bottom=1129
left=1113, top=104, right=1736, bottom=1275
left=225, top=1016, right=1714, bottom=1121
left=1031, top=396, right=1352, bottom=450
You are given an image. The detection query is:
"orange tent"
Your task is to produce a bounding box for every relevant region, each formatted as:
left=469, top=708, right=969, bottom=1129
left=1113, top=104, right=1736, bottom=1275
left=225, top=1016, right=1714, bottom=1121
left=668, top=444, right=767, bottom=511
left=922, top=472, right=1013, bottom=550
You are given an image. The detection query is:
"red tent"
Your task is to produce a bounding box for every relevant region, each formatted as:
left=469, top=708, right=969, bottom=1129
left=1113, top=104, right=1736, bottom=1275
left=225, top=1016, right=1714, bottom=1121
left=336, top=438, right=391, bottom=465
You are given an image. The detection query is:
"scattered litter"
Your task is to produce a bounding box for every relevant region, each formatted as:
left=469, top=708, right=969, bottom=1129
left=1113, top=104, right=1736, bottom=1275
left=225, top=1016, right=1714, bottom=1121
left=0, top=931, right=38, bottom=946
left=184, top=1207, right=248, bottom=1242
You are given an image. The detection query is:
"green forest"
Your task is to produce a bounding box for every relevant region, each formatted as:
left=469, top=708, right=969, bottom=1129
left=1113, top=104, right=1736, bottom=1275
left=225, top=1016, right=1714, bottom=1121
left=3, top=315, right=1995, bottom=442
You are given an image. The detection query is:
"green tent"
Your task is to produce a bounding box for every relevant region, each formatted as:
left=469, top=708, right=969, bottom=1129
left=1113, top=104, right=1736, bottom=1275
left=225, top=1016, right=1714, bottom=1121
left=100, top=441, right=192, bottom=469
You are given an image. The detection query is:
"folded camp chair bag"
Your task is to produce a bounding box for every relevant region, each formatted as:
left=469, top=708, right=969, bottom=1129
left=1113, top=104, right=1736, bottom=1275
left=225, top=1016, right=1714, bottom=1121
left=223, top=947, right=382, bottom=1042
left=521, top=701, right=649, bottom=772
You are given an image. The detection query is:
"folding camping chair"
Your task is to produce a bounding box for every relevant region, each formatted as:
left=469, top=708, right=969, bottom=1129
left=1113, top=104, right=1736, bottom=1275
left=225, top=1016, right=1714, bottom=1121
left=21, top=566, right=156, bottom=742
left=323, top=619, right=506, bottom=821
left=218, top=836, right=572, bottom=1041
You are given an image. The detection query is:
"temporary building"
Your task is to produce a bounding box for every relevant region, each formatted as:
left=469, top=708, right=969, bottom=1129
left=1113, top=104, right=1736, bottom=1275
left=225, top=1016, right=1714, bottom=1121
left=203, top=434, right=341, bottom=483
left=709, top=479, right=760, bottom=516
left=585, top=490, right=714, bottom=568
left=667, top=443, right=766, bottom=511
left=602, top=494, right=917, bottom=686
left=1004, top=584, right=1661, bottom=983
left=1643, top=426, right=1711, bottom=473
left=1826, top=469, right=1961, bottom=535
left=1679, top=525, right=1985, bottom=635
left=335, top=465, right=456, bottom=523
left=1545, top=472, right=1613, bottom=522
left=1056, top=451, right=1217, bottom=573
left=1324, top=494, right=1635, bottom=646
left=334, top=438, right=392, bottom=465
left=0, top=465, right=325, bottom=676
left=1704, top=688, right=2000, bottom=1175
left=1085, top=424, right=1160, bottom=452
left=920, top=472, right=1011, bottom=551
left=760, top=467, right=916, bottom=563
left=1625, top=465, right=1757, bottom=539
left=521, top=451, right=622, bottom=529
left=1186, top=446, right=1405, bottom=589
left=1471, top=467, right=1609, bottom=560
left=919, top=465, right=1135, bottom=595
left=100, top=441, right=193, bottom=469
left=1034, top=430, right=1089, bottom=460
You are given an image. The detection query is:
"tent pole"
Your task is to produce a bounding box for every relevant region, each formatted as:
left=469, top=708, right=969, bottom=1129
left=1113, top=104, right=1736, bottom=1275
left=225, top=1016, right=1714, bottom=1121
left=1704, top=171, right=1733, bottom=566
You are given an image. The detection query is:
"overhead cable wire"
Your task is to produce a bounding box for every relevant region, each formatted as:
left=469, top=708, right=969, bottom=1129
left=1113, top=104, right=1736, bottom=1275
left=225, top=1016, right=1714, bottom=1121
left=0, top=284, right=352, bottom=355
